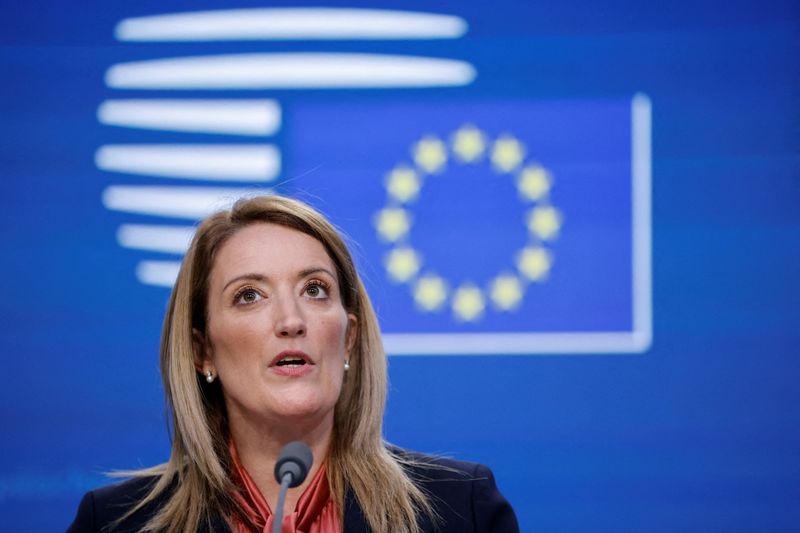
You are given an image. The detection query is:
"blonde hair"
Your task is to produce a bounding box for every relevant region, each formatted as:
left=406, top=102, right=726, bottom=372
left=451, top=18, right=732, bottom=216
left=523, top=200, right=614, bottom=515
left=119, top=195, right=434, bottom=533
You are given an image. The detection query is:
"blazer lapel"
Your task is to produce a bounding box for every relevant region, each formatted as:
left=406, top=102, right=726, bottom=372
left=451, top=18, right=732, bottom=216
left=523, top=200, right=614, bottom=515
left=201, top=512, right=233, bottom=533
left=343, top=488, right=370, bottom=533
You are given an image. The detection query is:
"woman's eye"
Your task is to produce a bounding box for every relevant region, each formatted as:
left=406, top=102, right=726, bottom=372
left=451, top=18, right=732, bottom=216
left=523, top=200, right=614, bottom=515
left=235, top=288, right=262, bottom=305
left=304, top=281, right=329, bottom=299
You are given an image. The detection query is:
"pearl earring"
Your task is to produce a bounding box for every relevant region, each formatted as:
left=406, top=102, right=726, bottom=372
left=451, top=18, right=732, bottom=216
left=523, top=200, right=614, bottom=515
left=205, top=370, right=215, bottom=383
left=344, top=360, right=350, bottom=371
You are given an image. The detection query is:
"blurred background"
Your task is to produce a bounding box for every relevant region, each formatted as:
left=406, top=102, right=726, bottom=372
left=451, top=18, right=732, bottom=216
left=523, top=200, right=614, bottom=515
left=1, top=1, right=798, bottom=530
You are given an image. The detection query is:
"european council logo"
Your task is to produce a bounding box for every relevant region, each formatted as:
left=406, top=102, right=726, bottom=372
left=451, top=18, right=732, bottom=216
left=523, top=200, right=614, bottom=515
left=93, top=7, right=651, bottom=356
left=285, top=97, right=651, bottom=355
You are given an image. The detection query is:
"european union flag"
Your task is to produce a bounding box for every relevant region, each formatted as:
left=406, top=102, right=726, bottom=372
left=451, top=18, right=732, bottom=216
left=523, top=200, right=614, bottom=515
left=284, top=97, right=651, bottom=354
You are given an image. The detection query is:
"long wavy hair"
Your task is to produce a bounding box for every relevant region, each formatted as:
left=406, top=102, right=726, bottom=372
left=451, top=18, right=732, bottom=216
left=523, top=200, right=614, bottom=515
left=118, top=195, right=434, bottom=532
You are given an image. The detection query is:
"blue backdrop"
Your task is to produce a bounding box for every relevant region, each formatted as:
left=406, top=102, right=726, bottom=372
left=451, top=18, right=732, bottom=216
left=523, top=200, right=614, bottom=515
left=1, top=1, right=798, bottom=531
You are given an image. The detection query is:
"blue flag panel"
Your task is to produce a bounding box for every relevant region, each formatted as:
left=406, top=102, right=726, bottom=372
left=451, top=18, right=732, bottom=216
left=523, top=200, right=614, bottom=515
left=284, top=97, right=651, bottom=354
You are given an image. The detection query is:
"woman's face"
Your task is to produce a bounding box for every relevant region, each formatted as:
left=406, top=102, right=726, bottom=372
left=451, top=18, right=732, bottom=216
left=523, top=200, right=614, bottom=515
left=197, top=222, right=356, bottom=427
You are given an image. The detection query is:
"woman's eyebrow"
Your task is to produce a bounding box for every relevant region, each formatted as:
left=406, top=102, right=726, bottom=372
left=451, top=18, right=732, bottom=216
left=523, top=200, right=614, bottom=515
left=222, top=273, right=267, bottom=292
left=298, top=266, right=336, bottom=280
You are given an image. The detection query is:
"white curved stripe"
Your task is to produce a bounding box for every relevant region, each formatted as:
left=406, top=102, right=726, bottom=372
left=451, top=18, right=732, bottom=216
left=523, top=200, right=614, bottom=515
left=97, top=99, right=281, bottom=136
left=117, top=224, right=195, bottom=254
left=105, top=53, right=476, bottom=89
left=136, top=260, right=181, bottom=287
left=631, top=93, right=653, bottom=351
left=384, top=332, right=651, bottom=355
left=95, top=144, right=280, bottom=181
left=115, top=8, right=467, bottom=41
left=102, top=185, right=270, bottom=219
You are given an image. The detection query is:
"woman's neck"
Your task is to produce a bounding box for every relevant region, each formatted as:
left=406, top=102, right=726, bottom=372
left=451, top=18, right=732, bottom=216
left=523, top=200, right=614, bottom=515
left=228, top=410, right=334, bottom=517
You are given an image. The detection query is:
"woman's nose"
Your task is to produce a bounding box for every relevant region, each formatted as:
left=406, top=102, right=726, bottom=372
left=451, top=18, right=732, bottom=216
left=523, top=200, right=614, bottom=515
left=273, top=297, right=306, bottom=337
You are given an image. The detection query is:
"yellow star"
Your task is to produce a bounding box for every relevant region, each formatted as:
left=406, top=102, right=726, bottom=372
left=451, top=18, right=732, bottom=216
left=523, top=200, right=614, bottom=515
left=451, top=124, right=486, bottom=163
left=385, top=165, right=422, bottom=203
left=384, top=246, right=422, bottom=283
left=413, top=135, right=447, bottom=174
left=489, top=274, right=525, bottom=311
left=517, top=164, right=552, bottom=201
left=452, top=283, right=485, bottom=322
left=491, top=134, right=525, bottom=173
left=414, top=274, right=448, bottom=311
left=526, top=205, right=563, bottom=240
left=373, top=207, right=412, bottom=242
left=516, top=246, right=552, bottom=281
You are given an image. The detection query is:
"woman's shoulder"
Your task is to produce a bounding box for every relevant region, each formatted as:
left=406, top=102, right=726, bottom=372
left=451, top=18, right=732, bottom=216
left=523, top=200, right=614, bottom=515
left=66, top=476, right=166, bottom=533
left=390, top=446, right=487, bottom=474
left=390, top=446, right=493, bottom=486
left=388, top=446, right=520, bottom=532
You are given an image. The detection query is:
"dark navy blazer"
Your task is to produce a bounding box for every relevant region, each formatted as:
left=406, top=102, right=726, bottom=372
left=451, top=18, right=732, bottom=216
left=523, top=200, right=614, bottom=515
left=67, top=450, right=519, bottom=532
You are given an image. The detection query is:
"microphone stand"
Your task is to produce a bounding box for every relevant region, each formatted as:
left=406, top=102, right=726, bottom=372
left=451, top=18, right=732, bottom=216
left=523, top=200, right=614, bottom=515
left=272, top=473, right=293, bottom=533
left=272, top=441, right=313, bottom=533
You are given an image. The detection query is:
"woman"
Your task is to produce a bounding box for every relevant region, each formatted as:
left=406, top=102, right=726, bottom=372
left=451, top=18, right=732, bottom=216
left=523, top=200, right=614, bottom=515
left=68, top=195, right=518, bottom=532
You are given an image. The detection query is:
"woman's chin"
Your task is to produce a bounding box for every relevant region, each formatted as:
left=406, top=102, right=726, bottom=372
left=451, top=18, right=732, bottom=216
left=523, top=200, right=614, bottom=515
left=262, top=394, right=335, bottom=423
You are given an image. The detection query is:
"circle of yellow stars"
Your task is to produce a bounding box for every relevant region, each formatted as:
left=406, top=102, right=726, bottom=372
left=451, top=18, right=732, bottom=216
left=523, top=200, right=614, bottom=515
left=373, top=123, right=563, bottom=323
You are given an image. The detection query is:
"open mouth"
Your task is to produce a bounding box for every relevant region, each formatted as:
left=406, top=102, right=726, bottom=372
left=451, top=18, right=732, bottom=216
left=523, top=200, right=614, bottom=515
left=275, top=357, right=307, bottom=368
left=270, top=351, right=313, bottom=369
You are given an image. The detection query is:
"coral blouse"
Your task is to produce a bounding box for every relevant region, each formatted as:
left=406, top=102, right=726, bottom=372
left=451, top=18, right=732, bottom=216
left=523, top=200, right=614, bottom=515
left=230, top=443, right=340, bottom=533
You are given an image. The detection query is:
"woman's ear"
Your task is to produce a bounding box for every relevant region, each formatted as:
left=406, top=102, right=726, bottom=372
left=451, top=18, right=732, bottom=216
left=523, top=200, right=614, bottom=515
left=192, top=328, right=212, bottom=373
left=345, top=314, right=358, bottom=353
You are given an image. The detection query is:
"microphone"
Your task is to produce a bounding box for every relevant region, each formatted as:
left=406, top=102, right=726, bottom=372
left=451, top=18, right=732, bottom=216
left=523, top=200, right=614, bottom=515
left=272, top=441, right=313, bottom=533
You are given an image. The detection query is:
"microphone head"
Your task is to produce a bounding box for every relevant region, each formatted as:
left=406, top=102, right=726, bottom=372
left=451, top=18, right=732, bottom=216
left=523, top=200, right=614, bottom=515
left=274, top=441, right=313, bottom=488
